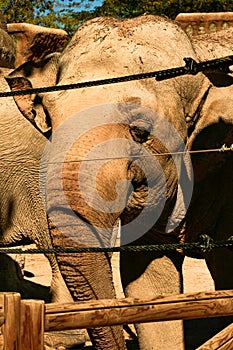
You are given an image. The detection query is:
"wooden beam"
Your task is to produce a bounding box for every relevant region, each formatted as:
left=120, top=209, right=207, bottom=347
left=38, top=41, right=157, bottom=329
left=0, top=294, right=4, bottom=306
left=19, top=299, right=44, bottom=350
left=197, top=322, right=233, bottom=350
left=3, top=293, right=21, bottom=350
left=0, top=311, right=4, bottom=327
left=0, top=295, right=4, bottom=349
left=45, top=290, right=233, bottom=331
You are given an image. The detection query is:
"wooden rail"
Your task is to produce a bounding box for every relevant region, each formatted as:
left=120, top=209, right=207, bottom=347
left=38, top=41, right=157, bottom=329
left=0, top=290, right=233, bottom=349
left=45, top=290, right=233, bottom=331
left=197, top=322, right=233, bottom=350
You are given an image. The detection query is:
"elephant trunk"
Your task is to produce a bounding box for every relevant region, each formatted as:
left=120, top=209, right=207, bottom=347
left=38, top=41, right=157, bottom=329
left=49, top=222, right=126, bottom=349
left=45, top=133, right=128, bottom=347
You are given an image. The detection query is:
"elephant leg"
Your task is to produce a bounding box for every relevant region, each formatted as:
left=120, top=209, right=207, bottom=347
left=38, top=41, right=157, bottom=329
left=204, top=207, right=233, bottom=291
left=206, top=248, right=233, bottom=290
left=205, top=208, right=233, bottom=334
left=42, top=253, right=87, bottom=348
left=120, top=250, right=184, bottom=350
left=205, top=247, right=233, bottom=336
left=46, top=253, right=74, bottom=304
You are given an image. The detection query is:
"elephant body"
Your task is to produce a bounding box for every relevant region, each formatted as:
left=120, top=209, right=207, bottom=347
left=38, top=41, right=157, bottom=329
left=6, top=15, right=233, bottom=349
left=0, top=66, right=68, bottom=300
left=184, top=29, right=233, bottom=287
left=0, top=16, right=71, bottom=301
left=0, top=19, right=86, bottom=349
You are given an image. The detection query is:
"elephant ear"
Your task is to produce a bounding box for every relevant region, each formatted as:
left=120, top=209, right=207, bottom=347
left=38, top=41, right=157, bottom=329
left=7, top=22, right=68, bottom=67
left=202, top=69, right=233, bottom=87
left=5, top=53, right=60, bottom=137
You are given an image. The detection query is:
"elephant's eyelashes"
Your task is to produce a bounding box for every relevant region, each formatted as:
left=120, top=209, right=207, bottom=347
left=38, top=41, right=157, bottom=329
left=129, top=119, right=152, bottom=143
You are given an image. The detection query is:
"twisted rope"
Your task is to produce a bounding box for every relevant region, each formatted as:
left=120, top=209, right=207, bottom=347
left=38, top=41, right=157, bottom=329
left=2, top=55, right=233, bottom=97
left=1, top=235, right=232, bottom=255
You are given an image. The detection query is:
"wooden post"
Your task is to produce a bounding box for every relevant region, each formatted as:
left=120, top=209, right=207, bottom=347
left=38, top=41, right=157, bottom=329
left=0, top=294, right=4, bottom=327
left=197, top=322, right=233, bottom=350
left=0, top=293, right=4, bottom=349
left=20, top=300, right=44, bottom=350
left=45, top=290, right=233, bottom=331
left=3, top=292, right=21, bottom=350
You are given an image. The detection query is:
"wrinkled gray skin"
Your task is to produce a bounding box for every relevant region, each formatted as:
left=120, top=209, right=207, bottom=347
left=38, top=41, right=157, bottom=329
left=181, top=29, right=233, bottom=347
left=0, top=16, right=72, bottom=300
left=6, top=16, right=233, bottom=349
left=0, top=66, right=72, bottom=301
left=0, top=19, right=86, bottom=349
left=184, top=28, right=233, bottom=277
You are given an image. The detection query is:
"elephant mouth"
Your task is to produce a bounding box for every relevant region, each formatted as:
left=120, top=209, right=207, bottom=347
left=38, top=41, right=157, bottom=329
left=119, top=144, right=178, bottom=244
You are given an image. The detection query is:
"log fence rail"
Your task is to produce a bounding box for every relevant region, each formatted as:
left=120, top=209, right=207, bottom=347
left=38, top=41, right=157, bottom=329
left=0, top=290, right=233, bottom=349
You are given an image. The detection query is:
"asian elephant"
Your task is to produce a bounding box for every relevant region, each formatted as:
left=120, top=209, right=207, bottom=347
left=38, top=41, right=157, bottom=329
left=180, top=28, right=233, bottom=347
left=184, top=28, right=233, bottom=285
left=0, top=17, right=86, bottom=349
left=6, top=15, right=233, bottom=350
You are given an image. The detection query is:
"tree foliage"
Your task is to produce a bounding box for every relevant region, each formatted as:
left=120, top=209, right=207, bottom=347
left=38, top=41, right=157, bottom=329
left=94, top=0, right=233, bottom=20
left=0, top=0, right=95, bottom=34
left=74, top=0, right=233, bottom=35
left=0, top=0, right=54, bottom=24
left=1, top=0, right=233, bottom=35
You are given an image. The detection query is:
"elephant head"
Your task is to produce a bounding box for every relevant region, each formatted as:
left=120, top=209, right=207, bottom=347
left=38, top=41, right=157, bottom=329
left=6, top=15, right=232, bottom=350
left=5, top=16, right=203, bottom=247
left=179, top=28, right=233, bottom=246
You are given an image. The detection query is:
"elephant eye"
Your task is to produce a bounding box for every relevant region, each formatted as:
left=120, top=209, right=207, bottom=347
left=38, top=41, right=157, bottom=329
left=129, top=119, right=152, bottom=143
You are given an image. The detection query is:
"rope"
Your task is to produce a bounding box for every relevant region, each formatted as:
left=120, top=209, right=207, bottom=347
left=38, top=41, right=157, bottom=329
left=2, top=55, right=233, bottom=97
left=1, top=144, right=232, bottom=167
left=1, top=235, right=232, bottom=255
left=43, top=144, right=233, bottom=163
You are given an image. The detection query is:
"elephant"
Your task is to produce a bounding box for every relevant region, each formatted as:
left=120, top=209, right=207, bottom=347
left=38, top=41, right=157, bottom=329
left=184, top=27, right=233, bottom=279
left=0, top=17, right=86, bottom=349
left=179, top=28, right=233, bottom=348
left=7, top=22, right=69, bottom=68
left=5, top=15, right=233, bottom=349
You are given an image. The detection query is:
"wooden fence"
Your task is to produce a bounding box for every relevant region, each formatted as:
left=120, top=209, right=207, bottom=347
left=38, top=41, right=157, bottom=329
left=0, top=290, right=233, bottom=349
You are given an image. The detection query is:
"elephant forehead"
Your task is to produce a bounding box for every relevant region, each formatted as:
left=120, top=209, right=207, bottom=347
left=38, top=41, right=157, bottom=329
left=48, top=102, right=156, bottom=137
left=61, top=15, right=194, bottom=74
left=46, top=85, right=187, bottom=149
left=45, top=15, right=201, bottom=139
left=57, top=15, right=196, bottom=92
left=45, top=82, right=160, bottom=128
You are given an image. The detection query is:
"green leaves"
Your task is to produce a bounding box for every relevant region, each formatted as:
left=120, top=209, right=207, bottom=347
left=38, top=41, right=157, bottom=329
left=95, top=0, right=233, bottom=19
left=1, top=0, right=233, bottom=36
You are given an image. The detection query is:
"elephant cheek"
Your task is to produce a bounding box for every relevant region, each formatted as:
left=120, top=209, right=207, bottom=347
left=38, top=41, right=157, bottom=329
left=61, top=154, right=131, bottom=228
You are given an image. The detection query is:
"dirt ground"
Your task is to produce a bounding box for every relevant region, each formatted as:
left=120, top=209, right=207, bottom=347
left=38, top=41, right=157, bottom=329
left=6, top=247, right=219, bottom=350
left=17, top=248, right=215, bottom=295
